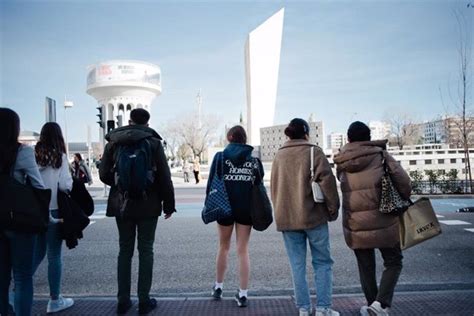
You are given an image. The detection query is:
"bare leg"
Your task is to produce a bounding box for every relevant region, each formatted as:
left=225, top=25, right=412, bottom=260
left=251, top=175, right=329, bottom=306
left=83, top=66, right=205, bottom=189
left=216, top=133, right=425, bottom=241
left=235, top=223, right=252, bottom=290
left=216, top=224, right=233, bottom=283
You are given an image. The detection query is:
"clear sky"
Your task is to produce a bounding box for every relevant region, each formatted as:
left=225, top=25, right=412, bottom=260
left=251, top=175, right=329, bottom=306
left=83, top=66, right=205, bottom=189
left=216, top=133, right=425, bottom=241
left=1, top=0, right=472, bottom=142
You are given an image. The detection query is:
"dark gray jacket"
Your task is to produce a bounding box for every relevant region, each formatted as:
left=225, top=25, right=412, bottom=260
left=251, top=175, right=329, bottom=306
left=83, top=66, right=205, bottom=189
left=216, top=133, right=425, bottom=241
left=99, top=125, right=175, bottom=218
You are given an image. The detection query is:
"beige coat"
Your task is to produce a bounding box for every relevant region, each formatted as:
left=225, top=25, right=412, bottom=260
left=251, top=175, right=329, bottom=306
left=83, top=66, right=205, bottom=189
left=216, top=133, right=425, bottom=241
left=333, top=140, right=412, bottom=249
left=271, top=139, right=340, bottom=231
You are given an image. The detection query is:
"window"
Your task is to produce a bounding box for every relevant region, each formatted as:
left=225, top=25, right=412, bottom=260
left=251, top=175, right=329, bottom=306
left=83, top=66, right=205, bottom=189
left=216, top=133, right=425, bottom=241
left=425, top=160, right=432, bottom=165
left=438, top=159, right=444, bottom=164
left=409, top=160, right=417, bottom=165
left=436, top=151, right=445, bottom=154
left=451, top=158, right=457, bottom=163
left=426, top=151, right=433, bottom=154
left=413, top=151, right=420, bottom=155
left=448, top=150, right=456, bottom=154
left=462, top=158, right=466, bottom=163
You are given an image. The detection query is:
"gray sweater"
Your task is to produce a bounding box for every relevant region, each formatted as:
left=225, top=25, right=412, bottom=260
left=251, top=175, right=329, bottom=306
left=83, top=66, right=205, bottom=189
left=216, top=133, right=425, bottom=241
left=13, top=145, right=45, bottom=189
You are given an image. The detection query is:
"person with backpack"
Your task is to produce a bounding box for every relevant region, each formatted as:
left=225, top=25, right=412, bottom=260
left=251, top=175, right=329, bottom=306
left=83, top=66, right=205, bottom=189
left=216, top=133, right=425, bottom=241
left=333, top=122, right=411, bottom=316
left=99, top=108, right=176, bottom=315
left=0, top=108, right=46, bottom=316
left=271, top=118, right=340, bottom=316
left=72, top=153, right=92, bottom=185
left=206, top=125, right=264, bottom=308
left=33, top=122, right=74, bottom=313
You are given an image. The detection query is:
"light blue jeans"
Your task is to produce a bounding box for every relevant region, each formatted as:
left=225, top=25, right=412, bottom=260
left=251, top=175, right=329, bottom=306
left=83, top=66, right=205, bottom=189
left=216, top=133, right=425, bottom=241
left=33, top=209, right=63, bottom=299
left=282, top=223, right=334, bottom=311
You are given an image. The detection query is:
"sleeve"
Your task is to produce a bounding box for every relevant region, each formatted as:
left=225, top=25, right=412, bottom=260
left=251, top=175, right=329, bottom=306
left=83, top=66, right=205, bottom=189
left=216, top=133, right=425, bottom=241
left=99, top=143, right=115, bottom=186
left=385, top=152, right=412, bottom=200
left=84, top=164, right=93, bottom=184
left=21, top=146, right=45, bottom=189
left=58, top=154, right=73, bottom=192
left=154, top=140, right=176, bottom=214
left=314, top=148, right=340, bottom=221
left=206, top=153, right=219, bottom=195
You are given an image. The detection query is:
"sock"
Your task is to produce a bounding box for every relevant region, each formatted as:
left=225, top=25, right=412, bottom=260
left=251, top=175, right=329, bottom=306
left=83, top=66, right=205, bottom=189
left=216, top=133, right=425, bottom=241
left=215, top=282, right=223, bottom=290
left=239, top=289, right=248, bottom=298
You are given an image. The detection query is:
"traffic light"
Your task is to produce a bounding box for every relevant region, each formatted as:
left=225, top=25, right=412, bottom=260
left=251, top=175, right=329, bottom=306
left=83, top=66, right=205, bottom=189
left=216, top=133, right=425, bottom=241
left=107, top=120, right=115, bottom=134
left=96, top=106, right=104, bottom=128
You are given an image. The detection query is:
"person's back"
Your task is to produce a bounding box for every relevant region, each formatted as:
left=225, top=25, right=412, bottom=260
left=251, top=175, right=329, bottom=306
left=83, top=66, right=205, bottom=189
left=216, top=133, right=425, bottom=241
left=333, top=121, right=411, bottom=316
left=98, top=108, right=175, bottom=315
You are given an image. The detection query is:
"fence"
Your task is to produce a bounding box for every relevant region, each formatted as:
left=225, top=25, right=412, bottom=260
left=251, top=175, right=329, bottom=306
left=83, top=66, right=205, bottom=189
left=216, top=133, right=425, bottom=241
left=411, top=180, right=474, bottom=195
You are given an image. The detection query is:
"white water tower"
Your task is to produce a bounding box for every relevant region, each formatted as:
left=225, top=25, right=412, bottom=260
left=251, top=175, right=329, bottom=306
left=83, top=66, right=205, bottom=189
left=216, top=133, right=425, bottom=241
left=86, top=60, right=161, bottom=139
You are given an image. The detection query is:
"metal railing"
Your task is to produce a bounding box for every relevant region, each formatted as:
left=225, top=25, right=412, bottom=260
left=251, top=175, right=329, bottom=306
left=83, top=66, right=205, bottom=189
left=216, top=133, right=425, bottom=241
left=411, top=180, right=474, bottom=194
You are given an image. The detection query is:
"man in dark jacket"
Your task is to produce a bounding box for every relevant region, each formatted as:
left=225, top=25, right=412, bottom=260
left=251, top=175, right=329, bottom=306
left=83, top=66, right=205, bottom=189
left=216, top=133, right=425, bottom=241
left=99, top=109, right=175, bottom=315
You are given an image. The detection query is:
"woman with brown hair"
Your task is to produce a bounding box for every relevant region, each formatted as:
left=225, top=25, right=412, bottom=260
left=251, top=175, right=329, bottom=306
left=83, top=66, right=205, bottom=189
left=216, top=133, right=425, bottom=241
left=206, top=125, right=264, bottom=308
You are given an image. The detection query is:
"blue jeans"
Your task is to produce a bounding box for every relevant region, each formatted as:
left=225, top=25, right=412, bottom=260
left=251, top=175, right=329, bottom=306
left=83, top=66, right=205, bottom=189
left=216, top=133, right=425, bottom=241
left=282, top=223, right=334, bottom=311
left=33, top=210, right=63, bottom=299
left=0, top=230, right=36, bottom=316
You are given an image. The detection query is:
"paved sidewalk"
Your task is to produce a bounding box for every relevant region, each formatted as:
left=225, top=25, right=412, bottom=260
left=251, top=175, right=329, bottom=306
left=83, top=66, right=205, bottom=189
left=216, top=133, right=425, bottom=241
left=31, top=290, right=474, bottom=315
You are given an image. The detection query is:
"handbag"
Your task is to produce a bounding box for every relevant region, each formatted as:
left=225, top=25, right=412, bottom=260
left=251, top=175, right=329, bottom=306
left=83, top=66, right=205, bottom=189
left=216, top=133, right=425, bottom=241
left=250, top=158, right=273, bottom=231
left=201, top=153, right=232, bottom=224
left=310, top=146, right=324, bottom=203
left=379, top=151, right=411, bottom=215
left=399, top=197, right=442, bottom=250
left=58, top=189, right=90, bottom=249
left=0, top=174, right=51, bottom=234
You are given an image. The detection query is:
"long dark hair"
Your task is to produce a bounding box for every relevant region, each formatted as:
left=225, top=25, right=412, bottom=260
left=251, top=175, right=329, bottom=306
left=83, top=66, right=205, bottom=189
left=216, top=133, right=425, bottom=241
left=35, top=122, right=66, bottom=169
left=0, top=108, right=21, bottom=174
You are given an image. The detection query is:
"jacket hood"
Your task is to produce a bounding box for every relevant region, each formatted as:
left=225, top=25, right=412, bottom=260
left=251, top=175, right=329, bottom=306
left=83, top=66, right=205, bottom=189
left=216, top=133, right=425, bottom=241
left=105, top=125, right=162, bottom=145
left=223, top=143, right=254, bottom=164
left=279, top=138, right=316, bottom=150
left=333, top=140, right=387, bottom=173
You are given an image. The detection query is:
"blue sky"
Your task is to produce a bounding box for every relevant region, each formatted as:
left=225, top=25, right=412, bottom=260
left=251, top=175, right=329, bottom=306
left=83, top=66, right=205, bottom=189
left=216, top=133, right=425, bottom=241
left=1, top=0, right=471, bottom=142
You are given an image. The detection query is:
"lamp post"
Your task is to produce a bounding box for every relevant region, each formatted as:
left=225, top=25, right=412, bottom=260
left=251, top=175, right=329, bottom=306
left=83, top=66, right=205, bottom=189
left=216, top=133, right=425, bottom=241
left=64, top=97, right=74, bottom=159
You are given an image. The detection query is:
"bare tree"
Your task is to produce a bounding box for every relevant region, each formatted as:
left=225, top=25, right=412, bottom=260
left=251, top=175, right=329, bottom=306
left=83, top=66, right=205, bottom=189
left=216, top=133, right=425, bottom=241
left=441, top=7, right=473, bottom=192
left=165, top=112, right=219, bottom=163
left=386, top=114, right=421, bottom=150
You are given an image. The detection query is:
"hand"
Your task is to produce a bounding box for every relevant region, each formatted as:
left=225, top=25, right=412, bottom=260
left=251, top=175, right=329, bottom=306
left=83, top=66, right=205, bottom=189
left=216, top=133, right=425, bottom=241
left=164, top=213, right=173, bottom=220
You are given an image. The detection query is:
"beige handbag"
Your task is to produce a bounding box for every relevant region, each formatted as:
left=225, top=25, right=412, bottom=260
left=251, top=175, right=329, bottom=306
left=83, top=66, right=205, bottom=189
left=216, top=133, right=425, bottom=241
left=399, top=197, right=442, bottom=250
left=310, top=146, right=324, bottom=203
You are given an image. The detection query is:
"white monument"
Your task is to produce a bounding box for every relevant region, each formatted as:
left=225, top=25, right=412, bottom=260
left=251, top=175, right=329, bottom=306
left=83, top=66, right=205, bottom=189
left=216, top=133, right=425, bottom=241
left=245, top=8, right=284, bottom=145
left=86, top=60, right=161, bottom=139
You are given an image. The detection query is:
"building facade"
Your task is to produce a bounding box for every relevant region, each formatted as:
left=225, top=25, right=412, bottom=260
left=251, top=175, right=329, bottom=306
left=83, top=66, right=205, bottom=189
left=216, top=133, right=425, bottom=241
left=327, top=132, right=347, bottom=150
left=413, top=116, right=474, bottom=148
left=245, top=9, right=284, bottom=145
left=260, top=121, right=324, bottom=162
left=369, top=121, right=391, bottom=140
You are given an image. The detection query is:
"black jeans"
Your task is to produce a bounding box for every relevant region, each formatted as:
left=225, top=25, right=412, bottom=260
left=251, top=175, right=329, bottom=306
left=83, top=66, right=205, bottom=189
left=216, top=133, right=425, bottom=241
left=115, top=216, right=158, bottom=304
left=354, top=246, right=403, bottom=308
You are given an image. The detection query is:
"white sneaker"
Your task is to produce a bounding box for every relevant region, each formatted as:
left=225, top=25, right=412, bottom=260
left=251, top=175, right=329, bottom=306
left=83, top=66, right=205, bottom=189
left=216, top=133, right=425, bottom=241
left=368, top=301, right=389, bottom=316
left=315, top=307, right=340, bottom=316
left=360, top=305, right=369, bottom=316
left=299, top=307, right=312, bottom=316
left=47, top=296, right=74, bottom=313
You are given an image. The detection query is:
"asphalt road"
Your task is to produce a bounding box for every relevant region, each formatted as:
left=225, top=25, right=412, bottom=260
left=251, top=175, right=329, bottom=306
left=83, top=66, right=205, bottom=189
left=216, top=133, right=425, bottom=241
left=33, top=188, right=474, bottom=298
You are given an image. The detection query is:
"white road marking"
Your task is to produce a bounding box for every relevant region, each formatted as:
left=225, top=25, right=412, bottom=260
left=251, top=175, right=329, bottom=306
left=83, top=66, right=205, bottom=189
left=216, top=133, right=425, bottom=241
left=439, top=220, right=471, bottom=225
left=88, top=221, right=96, bottom=226
left=436, top=214, right=445, bottom=218
left=464, top=228, right=474, bottom=233
left=89, top=215, right=106, bottom=220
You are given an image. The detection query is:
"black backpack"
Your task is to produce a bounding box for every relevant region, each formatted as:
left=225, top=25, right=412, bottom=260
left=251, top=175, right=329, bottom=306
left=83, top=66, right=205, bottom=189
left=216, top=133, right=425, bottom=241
left=114, top=139, right=155, bottom=202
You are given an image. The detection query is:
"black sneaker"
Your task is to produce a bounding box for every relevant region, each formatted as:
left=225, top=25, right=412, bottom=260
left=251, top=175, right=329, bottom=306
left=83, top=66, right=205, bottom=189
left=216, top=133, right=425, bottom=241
left=211, top=286, right=223, bottom=300
left=235, top=293, right=248, bottom=307
left=138, top=298, right=157, bottom=315
left=116, top=299, right=132, bottom=314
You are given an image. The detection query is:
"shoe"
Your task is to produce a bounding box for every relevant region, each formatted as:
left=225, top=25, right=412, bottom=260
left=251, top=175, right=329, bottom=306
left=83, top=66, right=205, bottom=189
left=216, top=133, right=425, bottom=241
left=138, top=298, right=157, bottom=315
left=47, top=296, right=74, bottom=313
left=211, top=286, right=223, bottom=300
left=299, top=307, right=313, bottom=316
left=360, top=305, right=369, bottom=316
left=315, top=307, right=340, bottom=316
left=116, top=300, right=132, bottom=314
left=368, top=301, right=389, bottom=316
left=234, top=293, right=248, bottom=307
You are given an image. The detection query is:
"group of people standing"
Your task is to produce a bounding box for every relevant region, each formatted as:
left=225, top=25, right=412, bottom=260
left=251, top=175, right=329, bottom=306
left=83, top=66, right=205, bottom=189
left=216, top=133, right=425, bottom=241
left=182, top=158, right=201, bottom=184
left=0, top=106, right=411, bottom=316
left=0, top=108, right=95, bottom=316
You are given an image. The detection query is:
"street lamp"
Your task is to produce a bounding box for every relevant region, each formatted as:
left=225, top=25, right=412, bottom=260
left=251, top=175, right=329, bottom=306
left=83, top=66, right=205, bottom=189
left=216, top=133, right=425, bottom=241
left=64, top=97, right=74, bottom=159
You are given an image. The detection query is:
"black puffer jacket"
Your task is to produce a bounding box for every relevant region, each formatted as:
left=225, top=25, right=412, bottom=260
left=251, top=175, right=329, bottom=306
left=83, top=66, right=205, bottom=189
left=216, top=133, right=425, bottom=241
left=99, top=125, right=176, bottom=218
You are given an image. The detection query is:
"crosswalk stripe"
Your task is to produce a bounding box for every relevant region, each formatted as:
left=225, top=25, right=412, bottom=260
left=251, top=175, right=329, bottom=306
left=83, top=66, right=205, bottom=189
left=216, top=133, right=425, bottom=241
left=464, top=228, right=474, bottom=233
left=439, top=220, right=471, bottom=225
left=88, top=221, right=96, bottom=226
left=436, top=214, right=445, bottom=218
left=89, top=215, right=106, bottom=220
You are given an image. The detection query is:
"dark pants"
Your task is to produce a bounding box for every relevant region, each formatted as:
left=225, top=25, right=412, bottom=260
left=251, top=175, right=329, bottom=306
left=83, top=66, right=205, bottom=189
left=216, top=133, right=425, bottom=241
left=115, top=216, right=158, bottom=304
left=0, top=230, right=36, bottom=316
left=354, top=246, right=403, bottom=308
left=193, top=171, right=199, bottom=184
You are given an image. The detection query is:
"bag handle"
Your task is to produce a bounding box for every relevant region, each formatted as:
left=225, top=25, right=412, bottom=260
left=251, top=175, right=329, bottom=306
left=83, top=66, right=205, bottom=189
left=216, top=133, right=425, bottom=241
left=310, top=146, right=315, bottom=180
